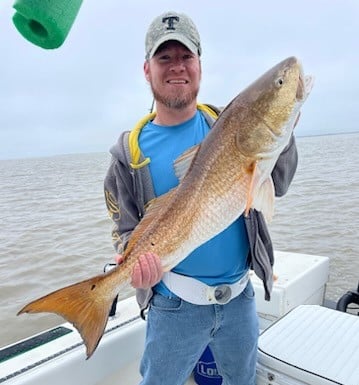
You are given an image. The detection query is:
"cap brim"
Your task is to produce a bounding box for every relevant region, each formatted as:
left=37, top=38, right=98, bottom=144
left=148, top=33, right=198, bottom=59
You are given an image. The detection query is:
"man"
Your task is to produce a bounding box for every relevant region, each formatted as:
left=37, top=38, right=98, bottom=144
left=104, top=11, right=298, bottom=385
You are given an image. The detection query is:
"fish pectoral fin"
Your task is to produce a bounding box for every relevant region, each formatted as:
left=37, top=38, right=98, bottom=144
left=17, top=274, right=116, bottom=359
left=252, top=177, right=275, bottom=222
left=244, top=161, right=257, bottom=217
left=244, top=161, right=275, bottom=222
left=174, top=144, right=200, bottom=181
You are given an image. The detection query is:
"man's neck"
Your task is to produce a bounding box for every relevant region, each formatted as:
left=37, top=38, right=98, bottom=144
left=152, top=101, right=197, bottom=126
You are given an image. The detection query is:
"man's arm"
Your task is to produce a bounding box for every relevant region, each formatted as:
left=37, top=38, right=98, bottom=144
left=104, top=157, right=163, bottom=289
left=104, top=157, right=140, bottom=254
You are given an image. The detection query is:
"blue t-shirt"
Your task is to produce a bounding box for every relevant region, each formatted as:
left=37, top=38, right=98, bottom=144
left=139, top=111, right=249, bottom=295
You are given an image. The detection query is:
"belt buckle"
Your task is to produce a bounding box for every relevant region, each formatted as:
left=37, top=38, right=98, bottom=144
left=208, top=285, right=232, bottom=304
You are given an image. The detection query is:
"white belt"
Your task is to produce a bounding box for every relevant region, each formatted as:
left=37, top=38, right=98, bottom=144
left=161, top=271, right=249, bottom=305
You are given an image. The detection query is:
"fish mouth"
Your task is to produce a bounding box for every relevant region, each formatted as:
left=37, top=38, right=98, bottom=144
left=297, top=72, right=314, bottom=101
left=296, top=72, right=305, bottom=100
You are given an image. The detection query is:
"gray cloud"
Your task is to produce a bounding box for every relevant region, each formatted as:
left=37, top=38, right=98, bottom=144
left=1, top=0, right=358, bottom=159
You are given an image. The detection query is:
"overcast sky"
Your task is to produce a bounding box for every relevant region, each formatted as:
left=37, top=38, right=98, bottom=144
left=0, top=0, right=358, bottom=160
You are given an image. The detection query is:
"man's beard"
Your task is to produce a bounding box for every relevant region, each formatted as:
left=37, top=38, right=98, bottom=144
left=150, top=85, right=199, bottom=110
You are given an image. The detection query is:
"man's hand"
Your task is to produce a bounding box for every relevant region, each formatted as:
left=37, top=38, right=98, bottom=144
left=115, top=252, right=163, bottom=289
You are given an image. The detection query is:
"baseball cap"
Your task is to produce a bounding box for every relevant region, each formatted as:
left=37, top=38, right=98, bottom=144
left=145, top=11, right=202, bottom=60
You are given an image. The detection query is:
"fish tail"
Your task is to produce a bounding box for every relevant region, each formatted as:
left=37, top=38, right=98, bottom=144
left=17, top=273, right=119, bottom=359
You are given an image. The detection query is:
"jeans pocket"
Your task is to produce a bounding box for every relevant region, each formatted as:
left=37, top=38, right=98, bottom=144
left=150, top=293, right=182, bottom=312
left=242, top=280, right=256, bottom=300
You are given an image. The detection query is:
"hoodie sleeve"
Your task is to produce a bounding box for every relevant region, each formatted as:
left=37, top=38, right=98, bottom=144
left=271, top=134, right=298, bottom=197
left=104, top=132, right=157, bottom=314
left=104, top=134, right=141, bottom=254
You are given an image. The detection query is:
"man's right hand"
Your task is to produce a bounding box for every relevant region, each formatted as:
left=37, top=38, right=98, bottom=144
left=115, top=252, right=163, bottom=289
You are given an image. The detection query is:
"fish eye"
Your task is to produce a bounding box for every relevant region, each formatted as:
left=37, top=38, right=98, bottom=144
left=275, top=77, right=284, bottom=88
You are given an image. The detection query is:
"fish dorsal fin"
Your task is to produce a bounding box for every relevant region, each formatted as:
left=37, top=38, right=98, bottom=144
left=124, top=189, right=177, bottom=256
left=174, top=144, right=200, bottom=182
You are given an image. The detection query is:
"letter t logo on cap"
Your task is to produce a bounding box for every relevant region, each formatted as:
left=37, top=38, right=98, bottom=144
left=162, top=16, right=179, bottom=30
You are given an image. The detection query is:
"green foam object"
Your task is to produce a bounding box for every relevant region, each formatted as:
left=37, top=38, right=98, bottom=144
left=12, top=0, right=83, bottom=49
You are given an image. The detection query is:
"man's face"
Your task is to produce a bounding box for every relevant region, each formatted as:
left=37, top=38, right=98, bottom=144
left=144, top=41, right=201, bottom=109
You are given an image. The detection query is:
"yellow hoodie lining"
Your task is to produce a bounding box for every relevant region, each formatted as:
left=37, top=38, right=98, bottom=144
left=128, top=104, right=218, bottom=169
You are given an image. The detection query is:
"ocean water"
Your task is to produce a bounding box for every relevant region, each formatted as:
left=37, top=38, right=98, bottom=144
left=0, top=133, right=358, bottom=349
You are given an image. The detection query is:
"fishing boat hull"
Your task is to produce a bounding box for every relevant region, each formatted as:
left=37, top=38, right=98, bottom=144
left=2, top=251, right=358, bottom=385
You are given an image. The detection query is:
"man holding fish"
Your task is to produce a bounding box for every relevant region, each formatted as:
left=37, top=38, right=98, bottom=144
left=104, top=11, right=303, bottom=385
left=18, top=10, right=313, bottom=385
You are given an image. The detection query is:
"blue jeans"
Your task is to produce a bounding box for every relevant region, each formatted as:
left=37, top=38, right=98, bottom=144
left=139, top=281, right=259, bottom=385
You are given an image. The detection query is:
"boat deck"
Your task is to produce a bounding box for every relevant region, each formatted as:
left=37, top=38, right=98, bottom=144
left=1, top=251, right=345, bottom=385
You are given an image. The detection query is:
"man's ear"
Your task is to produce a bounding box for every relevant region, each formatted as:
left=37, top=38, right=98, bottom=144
left=144, top=61, right=150, bottom=82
